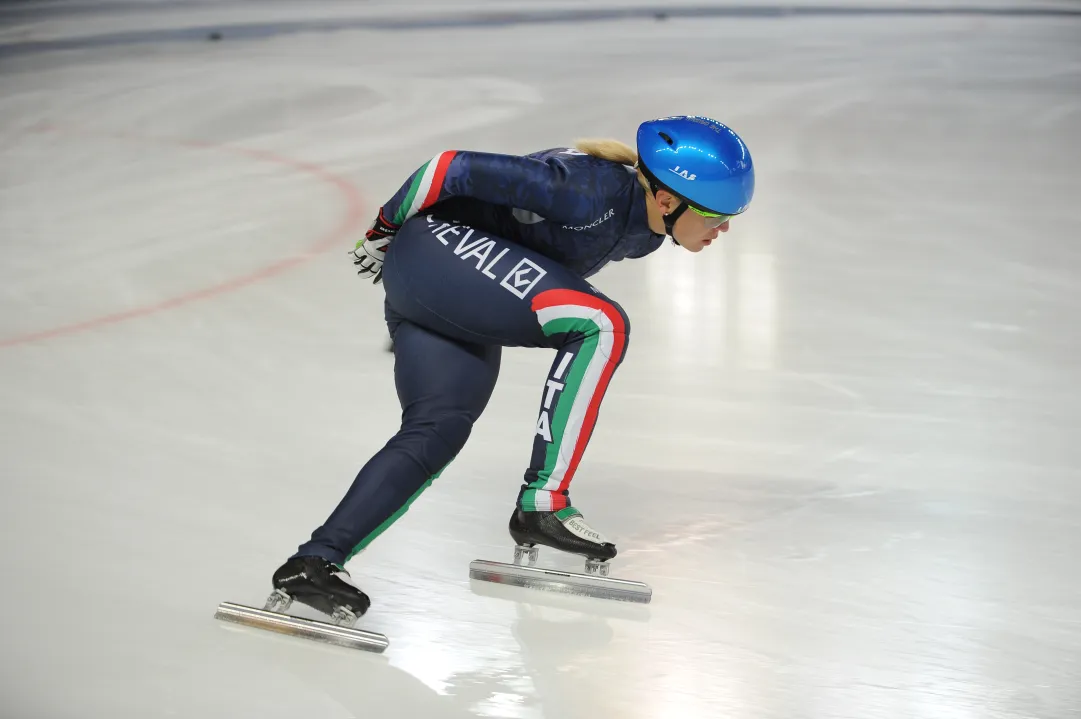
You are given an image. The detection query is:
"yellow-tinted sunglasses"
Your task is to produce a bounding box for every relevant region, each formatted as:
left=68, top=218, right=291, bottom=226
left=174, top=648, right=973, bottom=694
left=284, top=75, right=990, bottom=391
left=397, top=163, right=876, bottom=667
left=689, top=205, right=734, bottom=228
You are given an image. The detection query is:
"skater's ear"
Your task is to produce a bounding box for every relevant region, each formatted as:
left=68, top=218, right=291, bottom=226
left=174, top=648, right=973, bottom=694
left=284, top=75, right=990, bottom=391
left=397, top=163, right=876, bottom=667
left=651, top=187, right=681, bottom=215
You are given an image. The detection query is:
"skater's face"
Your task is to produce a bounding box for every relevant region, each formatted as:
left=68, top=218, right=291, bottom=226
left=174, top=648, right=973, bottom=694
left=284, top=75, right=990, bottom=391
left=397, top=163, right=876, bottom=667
left=650, top=189, right=733, bottom=253
left=672, top=206, right=732, bottom=253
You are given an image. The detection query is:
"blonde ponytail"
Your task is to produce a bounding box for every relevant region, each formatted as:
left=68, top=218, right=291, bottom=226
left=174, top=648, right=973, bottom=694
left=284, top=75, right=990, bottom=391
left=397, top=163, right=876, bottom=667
left=574, top=138, right=653, bottom=194
left=574, top=138, right=637, bottom=165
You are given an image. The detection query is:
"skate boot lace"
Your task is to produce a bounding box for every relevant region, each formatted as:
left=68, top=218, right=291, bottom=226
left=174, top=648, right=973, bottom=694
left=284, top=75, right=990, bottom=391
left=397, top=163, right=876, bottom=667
left=558, top=509, right=610, bottom=545
left=331, top=566, right=359, bottom=589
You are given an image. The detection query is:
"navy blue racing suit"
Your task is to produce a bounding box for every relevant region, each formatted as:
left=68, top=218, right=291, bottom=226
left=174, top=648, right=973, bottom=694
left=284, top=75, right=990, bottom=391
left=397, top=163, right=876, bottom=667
left=293, top=147, right=665, bottom=566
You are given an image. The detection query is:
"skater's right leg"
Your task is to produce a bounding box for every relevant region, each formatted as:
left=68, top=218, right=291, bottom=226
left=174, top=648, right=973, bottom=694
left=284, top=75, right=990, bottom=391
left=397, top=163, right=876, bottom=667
left=274, top=319, right=499, bottom=618
left=292, top=319, right=500, bottom=567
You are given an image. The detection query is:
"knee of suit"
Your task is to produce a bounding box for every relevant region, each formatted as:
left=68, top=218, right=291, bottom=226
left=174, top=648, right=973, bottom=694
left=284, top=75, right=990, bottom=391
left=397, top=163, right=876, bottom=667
left=394, top=410, right=476, bottom=473
left=607, top=299, right=630, bottom=339
left=584, top=299, right=631, bottom=364
left=432, top=410, right=475, bottom=453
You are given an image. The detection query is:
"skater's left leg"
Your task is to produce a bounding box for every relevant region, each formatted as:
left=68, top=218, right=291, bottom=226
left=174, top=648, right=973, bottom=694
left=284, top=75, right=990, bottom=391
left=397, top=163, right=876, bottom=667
left=505, top=290, right=631, bottom=562
left=380, top=217, right=631, bottom=563
left=517, top=289, right=632, bottom=516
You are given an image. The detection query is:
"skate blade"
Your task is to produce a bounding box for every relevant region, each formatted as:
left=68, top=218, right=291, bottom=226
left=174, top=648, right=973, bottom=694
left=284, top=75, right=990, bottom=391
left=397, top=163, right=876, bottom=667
left=214, top=601, right=389, bottom=653
left=469, top=560, right=652, bottom=604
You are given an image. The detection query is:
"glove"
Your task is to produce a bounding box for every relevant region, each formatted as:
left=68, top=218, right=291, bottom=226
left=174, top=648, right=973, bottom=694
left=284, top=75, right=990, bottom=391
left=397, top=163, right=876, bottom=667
left=351, top=235, right=391, bottom=284
left=351, top=208, right=399, bottom=284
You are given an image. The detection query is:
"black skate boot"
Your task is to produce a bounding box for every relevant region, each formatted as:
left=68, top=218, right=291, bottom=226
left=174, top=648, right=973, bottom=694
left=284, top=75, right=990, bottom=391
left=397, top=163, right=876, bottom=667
left=468, top=506, right=650, bottom=603
left=268, top=556, right=371, bottom=625
left=509, top=506, right=617, bottom=573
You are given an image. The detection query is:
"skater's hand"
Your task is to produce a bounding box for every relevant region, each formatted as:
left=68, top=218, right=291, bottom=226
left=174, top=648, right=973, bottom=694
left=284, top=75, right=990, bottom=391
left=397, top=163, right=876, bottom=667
left=351, top=235, right=391, bottom=283
left=350, top=209, right=398, bottom=284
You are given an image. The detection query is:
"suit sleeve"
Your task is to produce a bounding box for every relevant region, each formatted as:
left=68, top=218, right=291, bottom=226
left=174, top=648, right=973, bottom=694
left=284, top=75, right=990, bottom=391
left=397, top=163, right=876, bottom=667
left=378, top=150, right=599, bottom=230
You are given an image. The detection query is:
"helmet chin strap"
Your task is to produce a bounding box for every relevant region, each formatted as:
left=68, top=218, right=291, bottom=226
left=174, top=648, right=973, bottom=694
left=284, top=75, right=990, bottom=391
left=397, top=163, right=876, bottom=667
left=663, top=201, right=690, bottom=245
left=637, top=161, right=691, bottom=244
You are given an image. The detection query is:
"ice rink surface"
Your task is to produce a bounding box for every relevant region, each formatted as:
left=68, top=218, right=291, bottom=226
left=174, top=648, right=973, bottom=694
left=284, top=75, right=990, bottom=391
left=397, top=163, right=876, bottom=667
left=2, top=1, right=1080, bottom=717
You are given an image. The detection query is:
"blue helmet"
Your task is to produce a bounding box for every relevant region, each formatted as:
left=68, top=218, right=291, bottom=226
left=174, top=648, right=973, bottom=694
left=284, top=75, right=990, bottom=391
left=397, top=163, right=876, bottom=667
left=636, top=115, right=755, bottom=217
